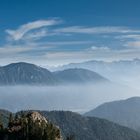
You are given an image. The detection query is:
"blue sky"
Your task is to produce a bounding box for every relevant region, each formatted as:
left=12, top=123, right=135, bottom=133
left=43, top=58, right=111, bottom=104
left=1, top=0, right=140, bottom=66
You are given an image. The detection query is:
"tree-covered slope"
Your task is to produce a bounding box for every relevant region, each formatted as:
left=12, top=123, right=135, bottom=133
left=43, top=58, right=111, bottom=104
left=0, top=109, right=11, bottom=127
left=85, top=97, right=140, bottom=131
left=40, top=111, right=140, bottom=140
left=1, top=110, right=140, bottom=140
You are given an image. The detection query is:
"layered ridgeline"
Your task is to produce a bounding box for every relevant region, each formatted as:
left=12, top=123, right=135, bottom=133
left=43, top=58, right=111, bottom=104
left=1, top=110, right=140, bottom=140
left=85, top=97, right=140, bottom=131
left=55, top=58, right=140, bottom=73
left=55, top=58, right=140, bottom=75
left=0, top=62, right=108, bottom=85
left=0, top=111, right=63, bottom=140
left=54, top=58, right=140, bottom=86
left=53, top=68, right=107, bottom=84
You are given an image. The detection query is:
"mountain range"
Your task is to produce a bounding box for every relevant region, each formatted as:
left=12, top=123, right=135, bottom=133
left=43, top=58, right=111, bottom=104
left=1, top=109, right=140, bottom=140
left=85, top=97, right=140, bottom=131
left=53, top=68, right=107, bottom=84
left=54, top=58, right=140, bottom=86
left=55, top=58, right=140, bottom=73
left=0, top=62, right=107, bottom=85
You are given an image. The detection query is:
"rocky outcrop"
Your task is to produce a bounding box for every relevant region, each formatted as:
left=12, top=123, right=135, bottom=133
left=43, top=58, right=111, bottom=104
left=0, top=111, right=63, bottom=140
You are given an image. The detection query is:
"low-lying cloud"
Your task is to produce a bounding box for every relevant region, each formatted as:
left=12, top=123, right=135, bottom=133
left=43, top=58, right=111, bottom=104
left=0, top=83, right=139, bottom=113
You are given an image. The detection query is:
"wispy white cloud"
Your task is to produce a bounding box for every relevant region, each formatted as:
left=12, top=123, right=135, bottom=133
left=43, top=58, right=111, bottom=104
left=42, top=47, right=140, bottom=66
left=0, top=45, right=32, bottom=58
left=1, top=43, right=140, bottom=66
left=124, top=41, right=140, bottom=48
left=54, top=26, right=140, bottom=34
left=116, top=34, right=140, bottom=40
left=38, top=40, right=93, bottom=46
left=91, top=46, right=110, bottom=51
left=6, top=19, right=61, bottom=41
left=116, top=34, right=140, bottom=49
left=22, top=29, right=48, bottom=41
left=0, top=40, right=92, bottom=60
left=3, top=18, right=140, bottom=65
left=0, top=46, right=29, bottom=53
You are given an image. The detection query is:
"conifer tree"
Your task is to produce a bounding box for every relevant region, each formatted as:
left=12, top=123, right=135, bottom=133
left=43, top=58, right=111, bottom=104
left=8, top=113, right=13, bottom=127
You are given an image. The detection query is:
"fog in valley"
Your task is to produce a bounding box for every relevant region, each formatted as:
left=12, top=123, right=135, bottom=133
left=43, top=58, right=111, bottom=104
left=0, top=82, right=139, bottom=113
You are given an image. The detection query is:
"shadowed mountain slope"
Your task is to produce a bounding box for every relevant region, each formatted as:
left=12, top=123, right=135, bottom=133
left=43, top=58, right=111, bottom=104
left=85, top=97, right=140, bottom=131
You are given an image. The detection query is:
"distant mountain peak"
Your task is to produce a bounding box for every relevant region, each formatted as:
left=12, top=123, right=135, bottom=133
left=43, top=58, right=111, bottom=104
left=0, top=62, right=108, bottom=85
left=4, top=62, right=37, bottom=67
left=53, top=68, right=108, bottom=84
left=0, top=62, right=57, bottom=85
